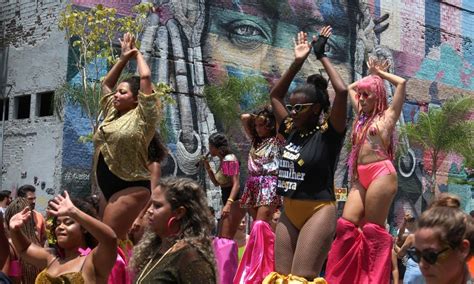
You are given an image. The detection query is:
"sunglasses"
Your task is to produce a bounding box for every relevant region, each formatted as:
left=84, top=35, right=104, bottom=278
left=356, top=92, right=370, bottom=99
left=407, top=247, right=451, bottom=265
left=286, top=103, right=314, bottom=113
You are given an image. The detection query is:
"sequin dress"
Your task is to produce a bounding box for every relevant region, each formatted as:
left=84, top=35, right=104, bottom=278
left=240, top=137, right=283, bottom=208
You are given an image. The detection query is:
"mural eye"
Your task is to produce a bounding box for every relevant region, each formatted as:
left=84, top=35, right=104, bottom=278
left=325, top=36, right=347, bottom=62
left=225, top=20, right=270, bottom=50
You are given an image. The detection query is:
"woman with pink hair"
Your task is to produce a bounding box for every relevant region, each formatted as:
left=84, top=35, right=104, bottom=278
left=326, top=58, right=406, bottom=283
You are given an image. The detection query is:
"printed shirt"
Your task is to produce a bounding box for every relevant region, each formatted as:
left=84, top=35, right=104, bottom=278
left=93, top=87, right=166, bottom=181
left=247, top=137, right=283, bottom=176
left=276, top=116, right=345, bottom=201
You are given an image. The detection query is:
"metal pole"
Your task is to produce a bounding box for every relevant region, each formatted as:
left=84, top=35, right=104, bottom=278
left=0, top=84, right=12, bottom=190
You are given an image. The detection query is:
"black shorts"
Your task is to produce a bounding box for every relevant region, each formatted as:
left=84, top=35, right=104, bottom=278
left=96, top=153, right=150, bottom=201
left=220, top=186, right=242, bottom=204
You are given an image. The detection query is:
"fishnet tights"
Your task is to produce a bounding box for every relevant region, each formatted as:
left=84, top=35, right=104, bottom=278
left=275, top=204, right=336, bottom=280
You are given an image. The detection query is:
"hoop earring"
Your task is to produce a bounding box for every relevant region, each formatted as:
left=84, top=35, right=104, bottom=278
left=167, top=216, right=180, bottom=236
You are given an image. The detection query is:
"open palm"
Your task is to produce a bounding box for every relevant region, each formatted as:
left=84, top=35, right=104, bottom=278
left=294, top=32, right=311, bottom=63
left=120, top=32, right=138, bottom=58
left=9, top=207, right=31, bottom=231
left=47, top=191, right=76, bottom=217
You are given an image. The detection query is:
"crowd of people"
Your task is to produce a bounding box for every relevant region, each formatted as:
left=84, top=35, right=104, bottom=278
left=0, top=28, right=472, bottom=284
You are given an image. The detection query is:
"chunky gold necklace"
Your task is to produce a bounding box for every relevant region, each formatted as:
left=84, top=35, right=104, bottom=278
left=136, top=243, right=178, bottom=283
left=299, top=125, right=321, bottom=138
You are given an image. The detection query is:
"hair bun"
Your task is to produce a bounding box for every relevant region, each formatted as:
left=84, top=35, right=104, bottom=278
left=307, top=74, right=328, bottom=90
left=430, top=193, right=461, bottom=209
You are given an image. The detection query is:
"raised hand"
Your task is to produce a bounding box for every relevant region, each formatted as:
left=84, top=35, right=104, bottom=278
left=367, top=57, right=390, bottom=75
left=312, top=26, right=332, bottom=59
left=293, top=31, right=312, bottom=64
left=120, top=32, right=138, bottom=59
left=9, top=207, right=31, bottom=231
left=47, top=191, right=76, bottom=217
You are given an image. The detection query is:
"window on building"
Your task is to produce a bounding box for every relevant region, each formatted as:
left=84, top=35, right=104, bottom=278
left=15, top=95, right=31, bottom=119
left=0, top=98, right=9, bottom=121
left=37, top=91, right=54, bottom=117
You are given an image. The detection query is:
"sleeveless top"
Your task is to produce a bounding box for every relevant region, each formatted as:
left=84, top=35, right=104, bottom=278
left=214, top=154, right=239, bottom=186
left=35, top=256, right=87, bottom=284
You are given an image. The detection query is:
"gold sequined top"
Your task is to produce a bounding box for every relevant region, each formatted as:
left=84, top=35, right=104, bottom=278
left=93, top=89, right=161, bottom=181
left=35, top=270, right=85, bottom=284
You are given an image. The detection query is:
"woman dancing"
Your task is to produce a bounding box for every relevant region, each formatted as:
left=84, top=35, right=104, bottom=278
left=326, top=58, right=406, bottom=283
left=94, top=32, right=170, bottom=243
left=263, top=26, right=348, bottom=283
left=203, top=132, right=245, bottom=283
left=9, top=192, right=117, bottom=284
left=235, top=106, right=282, bottom=283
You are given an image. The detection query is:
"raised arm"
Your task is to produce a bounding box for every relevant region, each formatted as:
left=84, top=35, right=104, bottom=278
left=9, top=207, right=53, bottom=269
left=348, top=81, right=360, bottom=113
left=102, top=33, right=138, bottom=94
left=136, top=51, right=153, bottom=95
left=368, top=58, right=406, bottom=126
left=270, top=31, right=312, bottom=128
left=313, top=26, right=348, bottom=133
left=240, top=113, right=255, bottom=140
left=48, top=191, right=117, bottom=280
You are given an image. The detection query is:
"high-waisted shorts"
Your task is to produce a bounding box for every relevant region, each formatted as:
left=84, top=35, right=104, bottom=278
left=357, top=159, right=396, bottom=189
left=283, top=198, right=336, bottom=230
left=96, top=153, right=150, bottom=201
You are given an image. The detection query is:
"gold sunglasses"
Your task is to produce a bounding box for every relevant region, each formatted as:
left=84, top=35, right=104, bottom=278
left=286, top=103, right=314, bottom=113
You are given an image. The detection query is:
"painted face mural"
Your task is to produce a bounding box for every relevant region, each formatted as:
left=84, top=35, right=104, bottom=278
left=66, top=0, right=473, bottom=225
left=204, top=0, right=353, bottom=83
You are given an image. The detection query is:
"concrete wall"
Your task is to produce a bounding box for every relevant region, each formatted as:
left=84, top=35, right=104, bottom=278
left=1, top=0, right=67, bottom=212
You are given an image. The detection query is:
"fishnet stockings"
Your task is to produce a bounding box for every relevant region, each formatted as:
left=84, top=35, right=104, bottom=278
left=275, top=205, right=337, bottom=280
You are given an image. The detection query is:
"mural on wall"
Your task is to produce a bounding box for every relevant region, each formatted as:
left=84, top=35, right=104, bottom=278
left=63, top=0, right=473, bottom=224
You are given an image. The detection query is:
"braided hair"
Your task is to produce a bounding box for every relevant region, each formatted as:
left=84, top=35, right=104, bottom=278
left=348, top=74, right=393, bottom=178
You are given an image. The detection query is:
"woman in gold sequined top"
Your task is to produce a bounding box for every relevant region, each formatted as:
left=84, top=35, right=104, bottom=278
left=93, top=32, right=170, bottom=241
left=9, top=192, right=117, bottom=284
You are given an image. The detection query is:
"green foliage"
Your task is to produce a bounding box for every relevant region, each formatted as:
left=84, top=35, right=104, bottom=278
left=401, top=95, right=474, bottom=187
left=204, top=76, right=269, bottom=132
left=57, top=3, right=152, bottom=135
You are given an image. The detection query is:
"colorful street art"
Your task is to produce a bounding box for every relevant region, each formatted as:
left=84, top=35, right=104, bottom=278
left=63, top=0, right=473, bottom=227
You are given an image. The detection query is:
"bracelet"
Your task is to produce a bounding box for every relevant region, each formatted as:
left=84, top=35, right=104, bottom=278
left=227, top=198, right=234, bottom=204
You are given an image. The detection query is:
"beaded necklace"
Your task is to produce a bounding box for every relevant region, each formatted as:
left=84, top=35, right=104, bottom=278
left=298, top=125, right=321, bottom=138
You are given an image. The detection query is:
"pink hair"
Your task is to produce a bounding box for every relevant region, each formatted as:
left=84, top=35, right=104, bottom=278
left=348, top=75, right=395, bottom=181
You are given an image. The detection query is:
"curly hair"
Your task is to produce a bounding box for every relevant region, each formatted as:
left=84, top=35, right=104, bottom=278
left=50, top=198, right=99, bottom=251
left=251, top=105, right=277, bottom=147
left=130, top=177, right=215, bottom=274
left=418, top=194, right=474, bottom=256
